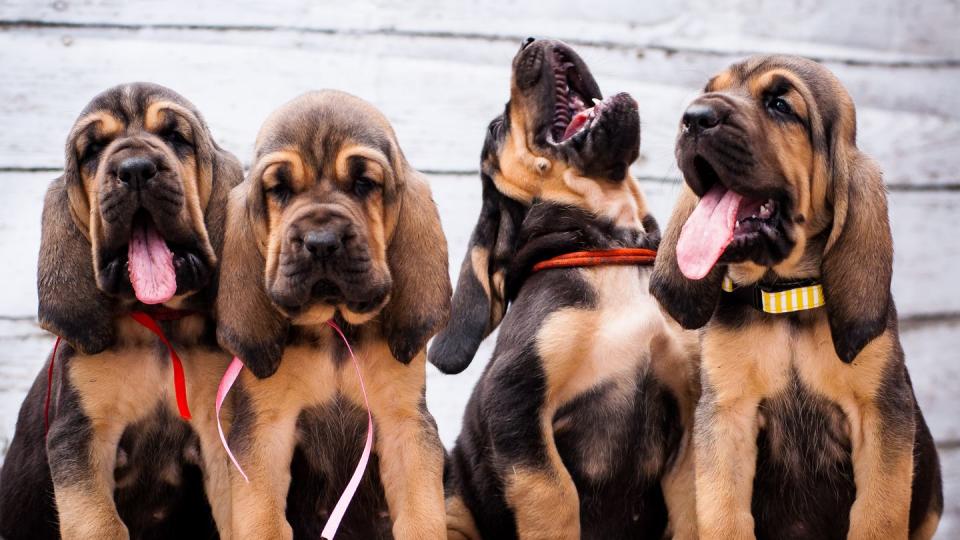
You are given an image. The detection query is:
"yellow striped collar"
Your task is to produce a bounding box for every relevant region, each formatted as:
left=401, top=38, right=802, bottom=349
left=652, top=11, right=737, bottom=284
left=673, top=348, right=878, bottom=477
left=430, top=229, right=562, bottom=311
left=722, top=276, right=825, bottom=314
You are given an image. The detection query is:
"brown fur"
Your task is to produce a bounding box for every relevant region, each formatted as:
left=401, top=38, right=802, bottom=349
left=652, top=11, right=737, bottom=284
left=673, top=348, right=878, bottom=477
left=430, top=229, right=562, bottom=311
left=0, top=83, right=243, bottom=539
left=651, top=55, right=943, bottom=539
left=216, top=90, right=450, bottom=539
left=433, top=39, right=699, bottom=540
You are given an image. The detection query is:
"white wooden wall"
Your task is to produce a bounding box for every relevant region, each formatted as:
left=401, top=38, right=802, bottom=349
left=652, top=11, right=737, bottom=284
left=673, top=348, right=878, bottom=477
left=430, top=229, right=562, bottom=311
left=0, top=0, right=957, bottom=534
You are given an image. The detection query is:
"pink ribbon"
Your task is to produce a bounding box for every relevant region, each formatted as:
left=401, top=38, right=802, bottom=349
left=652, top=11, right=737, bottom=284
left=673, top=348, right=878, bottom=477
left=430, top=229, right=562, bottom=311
left=215, top=319, right=374, bottom=539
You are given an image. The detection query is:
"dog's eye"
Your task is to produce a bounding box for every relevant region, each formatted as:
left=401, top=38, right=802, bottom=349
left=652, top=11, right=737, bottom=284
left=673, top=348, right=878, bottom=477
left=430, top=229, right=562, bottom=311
left=80, top=140, right=105, bottom=163
left=265, top=183, right=291, bottom=204
left=769, top=97, right=793, bottom=116
left=163, top=129, right=192, bottom=149
left=353, top=177, right=377, bottom=198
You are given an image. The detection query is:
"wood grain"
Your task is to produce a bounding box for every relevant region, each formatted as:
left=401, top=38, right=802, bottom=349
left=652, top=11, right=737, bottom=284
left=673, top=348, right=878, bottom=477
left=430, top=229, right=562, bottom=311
left=0, top=29, right=957, bottom=187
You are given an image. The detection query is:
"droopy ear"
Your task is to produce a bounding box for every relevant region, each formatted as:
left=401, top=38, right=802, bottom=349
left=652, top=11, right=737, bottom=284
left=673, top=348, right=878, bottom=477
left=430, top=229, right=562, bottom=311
left=381, top=168, right=452, bottom=364
left=649, top=186, right=724, bottom=329
left=428, top=173, right=523, bottom=374
left=821, top=150, right=892, bottom=363
left=37, top=176, right=116, bottom=354
left=215, top=178, right=289, bottom=378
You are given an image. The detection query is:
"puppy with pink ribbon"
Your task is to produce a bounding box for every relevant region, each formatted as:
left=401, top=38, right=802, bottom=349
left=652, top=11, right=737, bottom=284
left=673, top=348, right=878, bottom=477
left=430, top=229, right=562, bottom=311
left=214, top=90, right=451, bottom=539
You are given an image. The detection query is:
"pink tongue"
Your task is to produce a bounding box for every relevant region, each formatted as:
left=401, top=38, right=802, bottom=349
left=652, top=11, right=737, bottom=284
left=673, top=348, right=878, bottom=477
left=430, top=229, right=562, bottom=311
left=128, top=219, right=177, bottom=304
left=676, top=184, right=743, bottom=280
left=562, top=107, right=593, bottom=141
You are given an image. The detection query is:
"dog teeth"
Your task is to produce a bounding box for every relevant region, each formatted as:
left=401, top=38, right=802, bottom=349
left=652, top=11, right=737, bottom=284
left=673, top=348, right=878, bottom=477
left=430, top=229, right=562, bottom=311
left=759, top=200, right=774, bottom=219
left=735, top=221, right=740, bottom=229
left=592, top=98, right=602, bottom=105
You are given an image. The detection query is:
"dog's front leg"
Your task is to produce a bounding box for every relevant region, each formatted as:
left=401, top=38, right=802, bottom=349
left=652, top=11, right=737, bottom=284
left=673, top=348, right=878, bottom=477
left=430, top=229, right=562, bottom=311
left=228, top=375, right=300, bottom=540
left=184, top=353, right=234, bottom=538
left=362, top=351, right=445, bottom=539
left=847, top=394, right=915, bottom=540
left=495, top=413, right=580, bottom=540
left=47, top=398, right=128, bottom=539
left=693, top=380, right=760, bottom=540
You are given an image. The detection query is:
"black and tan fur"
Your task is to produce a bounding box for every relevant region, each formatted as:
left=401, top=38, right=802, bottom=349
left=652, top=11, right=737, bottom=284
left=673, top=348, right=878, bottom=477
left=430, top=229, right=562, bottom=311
left=650, top=55, right=943, bottom=539
left=0, top=83, right=242, bottom=538
left=216, top=90, right=451, bottom=538
left=430, top=39, right=699, bottom=540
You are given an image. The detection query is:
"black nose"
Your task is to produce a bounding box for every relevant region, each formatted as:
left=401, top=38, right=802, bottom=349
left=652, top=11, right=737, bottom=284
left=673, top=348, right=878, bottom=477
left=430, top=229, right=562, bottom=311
left=303, top=230, right=341, bottom=258
left=117, top=157, right=157, bottom=189
left=521, top=37, right=535, bottom=50
left=682, top=103, right=722, bottom=134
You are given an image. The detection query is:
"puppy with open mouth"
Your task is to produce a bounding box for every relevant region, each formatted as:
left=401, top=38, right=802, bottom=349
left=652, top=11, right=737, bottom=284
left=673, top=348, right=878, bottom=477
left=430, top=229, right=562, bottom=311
left=430, top=39, right=700, bottom=540
left=0, top=83, right=243, bottom=539
left=651, top=55, right=943, bottom=539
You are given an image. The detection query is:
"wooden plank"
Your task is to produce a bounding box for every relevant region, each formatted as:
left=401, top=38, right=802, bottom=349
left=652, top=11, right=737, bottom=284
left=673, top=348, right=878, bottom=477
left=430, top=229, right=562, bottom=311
left=2, top=170, right=957, bottom=316
left=938, top=445, right=960, bottom=539
left=3, top=0, right=958, bottom=60
left=0, top=29, right=957, bottom=187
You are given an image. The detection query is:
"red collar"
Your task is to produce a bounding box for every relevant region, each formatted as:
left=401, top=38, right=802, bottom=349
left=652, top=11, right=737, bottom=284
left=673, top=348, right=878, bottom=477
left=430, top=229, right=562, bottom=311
left=531, top=248, right=657, bottom=273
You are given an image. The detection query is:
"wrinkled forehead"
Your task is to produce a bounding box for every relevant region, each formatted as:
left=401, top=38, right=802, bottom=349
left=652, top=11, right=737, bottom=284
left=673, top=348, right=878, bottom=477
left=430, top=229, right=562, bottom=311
left=75, top=83, right=197, bottom=130
left=255, top=93, right=397, bottom=164
left=70, top=83, right=202, bottom=142
left=705, top=56, right=851, bottom=122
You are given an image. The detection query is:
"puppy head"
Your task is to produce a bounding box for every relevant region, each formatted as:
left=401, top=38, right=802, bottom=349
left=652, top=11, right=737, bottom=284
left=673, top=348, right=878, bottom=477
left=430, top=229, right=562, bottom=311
left=429, top=39, right=647, bottom=374
left=652, top=55, right=892, bottom=362
left=488, top=38, right=641, bottom=205
left=39, top=83, right=241, bottom=353
left=217, top=91, right=450, bottom=378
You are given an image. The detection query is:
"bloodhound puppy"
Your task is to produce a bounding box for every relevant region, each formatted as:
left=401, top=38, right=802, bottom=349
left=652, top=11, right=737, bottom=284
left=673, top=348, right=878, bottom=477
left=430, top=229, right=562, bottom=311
left=429, top=39, right=700, bottom=539
left=216, top=90, right=451, bottom=538
left=0, top=83, right=243, bottom=538
left=650, top=55, right=943, bottom=539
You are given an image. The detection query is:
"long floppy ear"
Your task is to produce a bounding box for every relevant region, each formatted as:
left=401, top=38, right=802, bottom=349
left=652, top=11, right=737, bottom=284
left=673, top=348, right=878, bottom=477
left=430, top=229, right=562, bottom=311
left=215, top=179, right=289, bottom=378
left=201, top=144, right=244, bottom=261
left=427, top=172, right=522, bottom=374
left=37, top=175, right=116, bottom=354
left=649, top=186, right=724, bottom=329
left=380, top=168, right=452, bottom=364
left=821, top=150, right=892, bottom=363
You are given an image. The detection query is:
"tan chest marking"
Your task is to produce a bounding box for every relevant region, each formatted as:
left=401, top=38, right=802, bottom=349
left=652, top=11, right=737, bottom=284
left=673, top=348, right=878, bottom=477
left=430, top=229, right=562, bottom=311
left=68, top=317, right=217, bottom=426
left=703, top=315, right=893, bottom=448
left=536, top=267, right=679, bottom=413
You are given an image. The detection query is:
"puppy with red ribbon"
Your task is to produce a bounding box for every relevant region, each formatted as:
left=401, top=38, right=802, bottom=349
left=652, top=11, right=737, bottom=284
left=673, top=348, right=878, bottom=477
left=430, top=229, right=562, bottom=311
left=0, top=83, right=243, bottom=539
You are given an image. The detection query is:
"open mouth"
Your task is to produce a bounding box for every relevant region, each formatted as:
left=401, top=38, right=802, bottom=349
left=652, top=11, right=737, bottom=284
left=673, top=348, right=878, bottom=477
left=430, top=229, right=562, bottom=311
left=127, top=210, right=177, bottom=304
left=549, top=49, right=601, bottom=143
left=675, top=157, right=783, bottom=280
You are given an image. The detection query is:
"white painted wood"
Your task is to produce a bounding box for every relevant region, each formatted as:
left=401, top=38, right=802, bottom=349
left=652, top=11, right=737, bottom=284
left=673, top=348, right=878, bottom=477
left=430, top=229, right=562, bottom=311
left=0, top=29, right=957, bottom=186
left=0, top=2, right=955, bottom=530
left=3, top=0, right=958, bottom=59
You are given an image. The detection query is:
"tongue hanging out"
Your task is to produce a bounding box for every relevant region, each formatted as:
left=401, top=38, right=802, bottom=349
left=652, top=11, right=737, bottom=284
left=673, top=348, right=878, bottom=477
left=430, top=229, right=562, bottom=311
left=675, top=184, right=743, bottom=280
left=562, top=107, right=593, bottom=141
left=128, top=214, right=177, bottom=304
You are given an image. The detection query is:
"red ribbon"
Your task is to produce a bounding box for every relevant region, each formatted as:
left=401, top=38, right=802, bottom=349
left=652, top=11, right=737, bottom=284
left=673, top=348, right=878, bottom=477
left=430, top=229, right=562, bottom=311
left=531, top=247, right=657, bottom=273
left=44, top=310, right=194, bottom=438
left=129, top=311, right=192, bottom=421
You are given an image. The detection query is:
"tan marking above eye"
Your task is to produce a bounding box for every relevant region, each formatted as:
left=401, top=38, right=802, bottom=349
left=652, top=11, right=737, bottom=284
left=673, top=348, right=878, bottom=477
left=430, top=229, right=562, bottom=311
left=144, top=101, right=196, bottom=141
left=335, top=144, right=390, bottom=188
left=750, top=69, right=811, bottom=121
left=706, top=70, right=735, bottom=92
left=73, top=112, right=124, bottom=158
left=258, top=150, right=308, bottom=193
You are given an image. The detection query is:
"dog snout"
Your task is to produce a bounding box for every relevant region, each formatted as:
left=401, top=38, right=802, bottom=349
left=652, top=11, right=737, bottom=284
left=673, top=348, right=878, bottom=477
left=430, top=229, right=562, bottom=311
left=682, top=103, right=723, bottom=136
left=116, top=157, right=158, bottom=190
left=303, top=230, right=341, bottom=258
